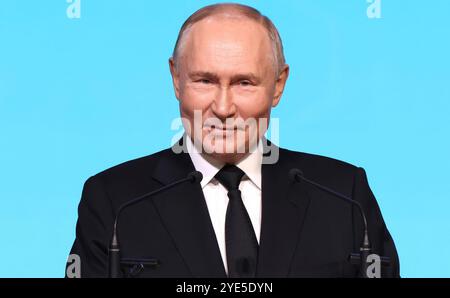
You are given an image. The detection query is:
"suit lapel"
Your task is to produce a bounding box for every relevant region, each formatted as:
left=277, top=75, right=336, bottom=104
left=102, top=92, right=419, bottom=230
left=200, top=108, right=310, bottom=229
left=149, top=142, right=227, bottom=278
left=256, top=144, right=312, bottom=277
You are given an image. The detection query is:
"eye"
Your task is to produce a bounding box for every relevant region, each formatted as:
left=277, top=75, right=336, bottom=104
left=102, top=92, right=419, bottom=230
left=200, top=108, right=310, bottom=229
left=239, top=80, right=252, bottom=87
left=198, top=79, right=211, bottom=84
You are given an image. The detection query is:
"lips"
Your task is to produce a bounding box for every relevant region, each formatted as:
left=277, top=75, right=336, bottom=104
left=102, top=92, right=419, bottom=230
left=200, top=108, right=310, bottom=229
left=207, top=127, right=237, bottom=133
left=204, top=125, right=239, bottom=130
left=204, top=126, right=244, bottom=138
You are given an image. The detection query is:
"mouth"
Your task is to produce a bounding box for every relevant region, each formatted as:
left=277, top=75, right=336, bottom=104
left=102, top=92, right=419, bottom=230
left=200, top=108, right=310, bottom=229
left=203, top=125, right=243, bottom=138
left=205, top=125, right=237, bottom=130
left=203, top=122, right=242, bottom=130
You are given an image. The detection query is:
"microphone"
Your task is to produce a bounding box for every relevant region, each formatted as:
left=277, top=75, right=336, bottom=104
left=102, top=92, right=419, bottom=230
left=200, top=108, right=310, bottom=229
left=289, top=168, right=388, bottom=278
left=108, top=171, right=203, bottom=278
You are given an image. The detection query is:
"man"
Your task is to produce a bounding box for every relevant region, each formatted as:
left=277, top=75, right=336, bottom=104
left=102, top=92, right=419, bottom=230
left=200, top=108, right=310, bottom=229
left=66, top=3, right=399, bottom=278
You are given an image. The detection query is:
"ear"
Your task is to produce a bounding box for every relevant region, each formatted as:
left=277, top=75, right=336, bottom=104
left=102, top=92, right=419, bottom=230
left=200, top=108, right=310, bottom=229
left=272, top=64, right=289, bottom=107
left=169, top=58, right=181, bottom=100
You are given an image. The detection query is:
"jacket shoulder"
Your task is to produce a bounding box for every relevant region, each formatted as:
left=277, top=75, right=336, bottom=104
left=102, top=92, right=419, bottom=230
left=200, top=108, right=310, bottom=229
left=279, top=147, right=358, bottom=171
left=278, top=147, right=360, bottom=191
left=89, top=148, right=174, bottom=184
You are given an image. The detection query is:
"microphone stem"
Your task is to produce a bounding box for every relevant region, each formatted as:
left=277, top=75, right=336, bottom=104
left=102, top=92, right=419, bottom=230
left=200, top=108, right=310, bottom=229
left=108, top=221, right=121, bottom=278
left=300, top=175, right=369, bottom=241
left=295, top=172, right=373, bottom=277
left=107, top=172, right=202, bottom=278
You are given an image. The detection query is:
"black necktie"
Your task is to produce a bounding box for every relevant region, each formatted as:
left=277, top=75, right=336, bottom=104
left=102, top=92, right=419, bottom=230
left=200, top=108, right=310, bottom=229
left=215, top=164, right=259, bottom=278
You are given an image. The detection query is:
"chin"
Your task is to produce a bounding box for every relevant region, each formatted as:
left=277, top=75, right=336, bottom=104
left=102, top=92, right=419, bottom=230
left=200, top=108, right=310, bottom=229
left=203, top=137, right=248, bottom=153
left=201, top=138, right=250, bottom=164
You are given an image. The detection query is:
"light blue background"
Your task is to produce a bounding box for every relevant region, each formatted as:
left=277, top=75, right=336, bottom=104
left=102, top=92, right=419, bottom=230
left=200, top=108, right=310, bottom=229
left=1, top=0, right=449, bottom=277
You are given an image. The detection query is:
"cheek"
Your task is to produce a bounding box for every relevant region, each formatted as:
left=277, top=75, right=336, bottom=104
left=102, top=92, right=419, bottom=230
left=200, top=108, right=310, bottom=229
left=179, top=85, right=214, bottom=117
left=234, top=89, right=272, bottom=119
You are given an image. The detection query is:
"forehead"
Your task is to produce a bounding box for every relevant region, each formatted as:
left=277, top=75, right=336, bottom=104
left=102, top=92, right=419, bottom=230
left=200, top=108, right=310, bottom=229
left=179, top=16, right=274, bottom=72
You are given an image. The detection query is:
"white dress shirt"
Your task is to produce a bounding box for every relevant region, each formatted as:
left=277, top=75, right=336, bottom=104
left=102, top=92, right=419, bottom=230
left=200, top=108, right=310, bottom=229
left=186, top=136, right=262, bottom=274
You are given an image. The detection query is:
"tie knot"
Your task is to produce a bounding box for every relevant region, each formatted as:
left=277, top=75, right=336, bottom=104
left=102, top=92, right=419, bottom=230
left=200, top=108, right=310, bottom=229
left=215, top=164, right=245, bottom=192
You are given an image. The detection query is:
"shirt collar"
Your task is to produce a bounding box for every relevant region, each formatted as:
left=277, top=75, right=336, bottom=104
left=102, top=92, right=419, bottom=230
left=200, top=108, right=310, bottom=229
left=186, top=136, right=262, bottom=189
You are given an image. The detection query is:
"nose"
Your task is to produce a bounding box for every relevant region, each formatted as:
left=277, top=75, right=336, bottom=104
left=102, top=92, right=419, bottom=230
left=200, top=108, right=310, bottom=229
left=211, top=86, right=237, bottom=121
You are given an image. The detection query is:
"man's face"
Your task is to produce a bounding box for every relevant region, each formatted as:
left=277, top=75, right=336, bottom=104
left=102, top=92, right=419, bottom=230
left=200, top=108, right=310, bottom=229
left=170, top=16, right=289, bottom=163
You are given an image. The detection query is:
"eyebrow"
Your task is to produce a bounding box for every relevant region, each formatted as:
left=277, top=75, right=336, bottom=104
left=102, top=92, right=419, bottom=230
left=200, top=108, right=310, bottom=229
left=188, top=71, right=219, bottom=81
left=188, top=71, right=261, bottom=83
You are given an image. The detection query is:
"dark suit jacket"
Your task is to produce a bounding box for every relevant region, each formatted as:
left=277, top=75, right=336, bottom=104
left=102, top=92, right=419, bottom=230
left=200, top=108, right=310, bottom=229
left=66, top=141, right=400, bottom=278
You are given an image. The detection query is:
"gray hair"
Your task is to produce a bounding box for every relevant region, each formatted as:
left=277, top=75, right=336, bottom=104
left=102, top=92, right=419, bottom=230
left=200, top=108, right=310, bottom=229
left=172, top=3, right=286, bottom=74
